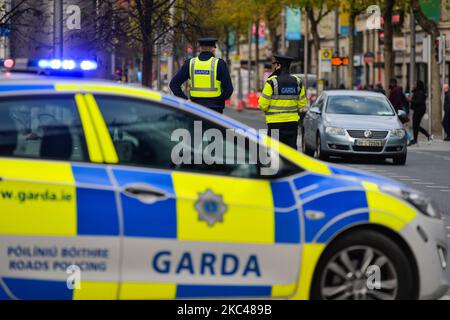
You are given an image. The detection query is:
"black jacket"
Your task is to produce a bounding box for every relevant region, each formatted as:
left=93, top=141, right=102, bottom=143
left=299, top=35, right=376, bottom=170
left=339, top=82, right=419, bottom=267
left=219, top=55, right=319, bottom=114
left=169, top=51, right=234, bottom=110
left=445, top=91, right=450, bottom=114
left=411, top=89, right=427, bottom=112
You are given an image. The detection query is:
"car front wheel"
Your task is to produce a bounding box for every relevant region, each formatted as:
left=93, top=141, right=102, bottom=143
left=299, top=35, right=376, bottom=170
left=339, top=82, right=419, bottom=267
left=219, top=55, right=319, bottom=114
left=393, top=153, right=407, bottom=165
left=311, top=230, right=416, bottom=300
left=315, top=135, right=329, bottom=161
left=302, top=131, right=315, bottom=156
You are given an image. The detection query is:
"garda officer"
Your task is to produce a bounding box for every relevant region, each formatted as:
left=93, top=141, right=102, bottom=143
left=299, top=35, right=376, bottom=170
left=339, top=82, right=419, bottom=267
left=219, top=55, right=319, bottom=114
left=170, top=37, right=234, bottom=114
left=258, top=54, right=307, bottom=150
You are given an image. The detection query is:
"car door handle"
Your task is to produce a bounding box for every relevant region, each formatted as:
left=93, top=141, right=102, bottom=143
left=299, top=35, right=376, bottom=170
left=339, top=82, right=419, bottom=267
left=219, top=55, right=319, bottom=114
left=123, top=185, right=167, bottom=204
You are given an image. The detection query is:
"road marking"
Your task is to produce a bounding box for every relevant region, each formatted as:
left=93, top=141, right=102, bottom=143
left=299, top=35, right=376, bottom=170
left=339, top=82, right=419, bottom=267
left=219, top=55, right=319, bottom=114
left=426, top=186, right=450, bottom=189
left=446, top=226, right=450, bottom=229
left=389, top=176, right=410, bottom=178
left=440, top=190, right=450, bottom=192
left=412, top=182, right=435, bottom=185
left=399, top=178, right=422, bottom=181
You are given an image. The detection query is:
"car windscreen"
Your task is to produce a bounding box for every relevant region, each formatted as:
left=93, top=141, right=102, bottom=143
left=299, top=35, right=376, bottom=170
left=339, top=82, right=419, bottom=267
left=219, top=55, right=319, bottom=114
left=326, top=95, right=395, bottom=116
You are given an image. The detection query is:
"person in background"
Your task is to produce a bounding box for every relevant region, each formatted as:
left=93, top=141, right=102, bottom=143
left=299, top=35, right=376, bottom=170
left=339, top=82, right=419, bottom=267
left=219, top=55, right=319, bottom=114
left=408, top=80, right=433, bottom=146
left=388, top=78, right=407, bottom=113
left=443, top=84, right=450, bottom=141
left=258, top=54, right=308, bottom=150
left=169, top=37, right=233, bottom=114
left=375, top=83, right=386, bottom=95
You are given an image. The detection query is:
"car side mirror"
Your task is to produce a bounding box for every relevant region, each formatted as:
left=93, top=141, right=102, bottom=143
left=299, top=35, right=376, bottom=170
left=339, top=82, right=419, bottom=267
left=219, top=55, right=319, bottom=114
left=397, top=109, right=407, bottom=118
left=310, top=107, right=321, bottom=114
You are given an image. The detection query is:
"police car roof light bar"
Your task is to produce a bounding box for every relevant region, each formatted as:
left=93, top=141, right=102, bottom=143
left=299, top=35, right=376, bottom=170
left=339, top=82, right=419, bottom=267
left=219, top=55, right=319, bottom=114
left=37, top=59, right=98, bottom=71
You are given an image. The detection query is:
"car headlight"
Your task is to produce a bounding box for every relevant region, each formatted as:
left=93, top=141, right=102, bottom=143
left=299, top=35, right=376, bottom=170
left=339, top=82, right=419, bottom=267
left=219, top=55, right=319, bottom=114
left=381, top=186, right=442, bottom=219
left=325, top=127, right=346, bottom=136
left=390, top=128, right=406, bottom=138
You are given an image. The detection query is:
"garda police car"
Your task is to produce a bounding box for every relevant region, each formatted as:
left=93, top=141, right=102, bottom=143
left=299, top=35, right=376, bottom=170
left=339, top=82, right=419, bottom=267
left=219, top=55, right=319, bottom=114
left=0, top=59, right=448, bottom=300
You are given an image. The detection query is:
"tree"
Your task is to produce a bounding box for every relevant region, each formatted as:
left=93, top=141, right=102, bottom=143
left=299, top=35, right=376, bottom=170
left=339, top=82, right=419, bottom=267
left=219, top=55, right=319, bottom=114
left=411, top=0, right=442, bottom=136
left=102, top=0, right=201, bottom=88
left=381, top=0, right=395, bottom=93
left=342, top=0, right=368, bottom=89
left=377, top=0, right=409, bottom=94
left=287, top=0, right=336, bottom=83
left=3, top=0, right=49, bottom=58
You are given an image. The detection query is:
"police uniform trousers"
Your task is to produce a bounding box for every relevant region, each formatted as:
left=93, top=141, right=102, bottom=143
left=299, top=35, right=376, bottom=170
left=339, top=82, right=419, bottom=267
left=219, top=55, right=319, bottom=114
left=267, top=121, right=299, bottom=150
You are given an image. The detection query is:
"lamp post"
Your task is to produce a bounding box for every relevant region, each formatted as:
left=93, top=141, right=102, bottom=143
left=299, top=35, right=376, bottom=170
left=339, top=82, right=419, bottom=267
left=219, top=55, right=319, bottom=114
left=54, top=0, right=63, bottom=59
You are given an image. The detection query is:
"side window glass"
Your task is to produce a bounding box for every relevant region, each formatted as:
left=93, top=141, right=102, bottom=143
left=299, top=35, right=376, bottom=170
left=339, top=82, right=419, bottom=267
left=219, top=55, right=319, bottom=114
left=0, top=96, right=88, bottom=161
left=95, top=96, right=279, bottom=178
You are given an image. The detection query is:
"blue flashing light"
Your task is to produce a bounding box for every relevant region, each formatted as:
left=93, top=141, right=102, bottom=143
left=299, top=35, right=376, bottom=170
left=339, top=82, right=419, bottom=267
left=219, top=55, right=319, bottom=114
left=37, top=59, right=98, bottom=72
left=62, top=60, right=76, bottom=70
left=80, top=60, right=98, bottom=71
left=38, top=59, right=51, bottom=68
left=50, top=59, right=62, bottom=70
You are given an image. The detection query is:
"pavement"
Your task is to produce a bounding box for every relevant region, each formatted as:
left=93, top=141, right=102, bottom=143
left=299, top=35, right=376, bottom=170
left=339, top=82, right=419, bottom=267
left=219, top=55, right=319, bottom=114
left=224, top=107, right=450, bottom=299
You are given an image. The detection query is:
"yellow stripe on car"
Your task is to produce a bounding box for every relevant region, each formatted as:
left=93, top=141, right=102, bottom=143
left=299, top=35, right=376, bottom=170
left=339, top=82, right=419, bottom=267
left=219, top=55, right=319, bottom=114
left=54, top=83, right=82, bottom=92
left=262, top=136, right=331, bottom=175
left=172, top=172, right=275, bottom=243
left=291, top=243, right=325, bottom=300
left=73, top=282, right=118, bottom=300
left=272, top=282, right=297, bottom=298
left=0, top=159, right=77, bottom=236
left=55, top=83, right=162, bottom=101
left=119, top=283, right=177, bottom=300
left=363, top=183, right=417, bottom=231
left=84, top=94, right=119, bottom=164
left=74, top=94, right=103, bottom=163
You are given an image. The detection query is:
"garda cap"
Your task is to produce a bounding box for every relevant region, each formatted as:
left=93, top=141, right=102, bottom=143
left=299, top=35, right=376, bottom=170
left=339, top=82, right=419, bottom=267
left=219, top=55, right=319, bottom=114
left=199, top=37, right=218, bottom=48
left=273, top=54, right=294, bottom=66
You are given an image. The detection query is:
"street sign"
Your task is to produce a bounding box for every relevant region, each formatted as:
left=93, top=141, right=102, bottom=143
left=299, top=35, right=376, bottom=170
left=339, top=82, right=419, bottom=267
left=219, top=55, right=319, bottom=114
left=286, top=7, right=302, bottom=40
left=393, top=37, right=406, bottom=51
left=321, top=49, right=332, bottom=60
left=319, top=49, right=332, bottom=73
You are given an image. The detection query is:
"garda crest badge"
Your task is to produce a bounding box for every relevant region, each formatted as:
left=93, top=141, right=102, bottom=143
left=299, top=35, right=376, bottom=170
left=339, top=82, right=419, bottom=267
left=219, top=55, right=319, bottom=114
left=195, top=189, right=228, bottom=227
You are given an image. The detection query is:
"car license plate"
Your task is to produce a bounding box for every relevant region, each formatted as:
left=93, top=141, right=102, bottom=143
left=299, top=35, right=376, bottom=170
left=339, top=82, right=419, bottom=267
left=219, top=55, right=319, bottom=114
left=355, top=139, right=384, bottom=147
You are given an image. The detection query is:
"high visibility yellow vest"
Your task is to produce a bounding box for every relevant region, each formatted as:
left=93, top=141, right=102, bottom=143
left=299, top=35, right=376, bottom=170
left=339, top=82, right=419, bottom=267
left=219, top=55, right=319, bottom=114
left=189, top=57, right=222, bottom=98
left=259, top=75, right=307, bottom=124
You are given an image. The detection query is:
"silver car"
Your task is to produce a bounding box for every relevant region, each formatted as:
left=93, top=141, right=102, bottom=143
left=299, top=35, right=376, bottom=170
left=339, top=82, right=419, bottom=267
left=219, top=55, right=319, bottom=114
left=302, top=90, right=408, bottom=165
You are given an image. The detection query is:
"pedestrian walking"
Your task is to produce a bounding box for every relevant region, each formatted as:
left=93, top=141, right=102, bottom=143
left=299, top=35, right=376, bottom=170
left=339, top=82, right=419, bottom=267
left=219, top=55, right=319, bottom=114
left=408, top=80, right=433, bottom=146
left=258, top=54, right=308, bottom=150
left=388, top=78, right=407, bottom=113
left=443, top=84, right=450, bottom=141
left=169, top=37, right=233, bottom=114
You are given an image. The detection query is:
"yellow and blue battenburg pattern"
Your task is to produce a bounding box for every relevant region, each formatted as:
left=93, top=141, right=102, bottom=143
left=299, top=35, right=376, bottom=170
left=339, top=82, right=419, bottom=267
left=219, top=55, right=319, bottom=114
left=0, top=160, right=120, bottom=300
left=0, top=81, right=418, bottom=300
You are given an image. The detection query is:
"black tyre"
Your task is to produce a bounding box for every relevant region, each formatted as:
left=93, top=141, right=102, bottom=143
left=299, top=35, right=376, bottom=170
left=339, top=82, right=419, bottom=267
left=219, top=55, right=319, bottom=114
left=393, top=153, right=407, bottom=165
left=315, top=134, right=329, bottom=161
left=311, top=230, right=416, bottom=300
left=302, top=130, right=315, bottom=156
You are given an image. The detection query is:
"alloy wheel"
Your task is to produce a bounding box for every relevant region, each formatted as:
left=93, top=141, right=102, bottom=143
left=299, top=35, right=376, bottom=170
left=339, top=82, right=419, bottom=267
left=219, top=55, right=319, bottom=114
left=320, top=245, right=398, bottom=300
